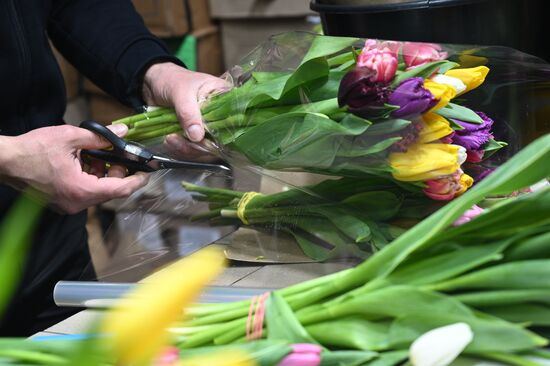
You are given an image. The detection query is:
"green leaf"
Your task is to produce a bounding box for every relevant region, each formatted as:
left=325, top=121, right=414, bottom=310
left=364, top=119, right=411, bottom=135
left=342, top=191, right=402, bottom=221
left=307, top=317, right=391, bottom=351
left=233, top=112, right=370, bottom=169
left=433, top=260, right=550, bottom=292
left=0, top=193, right=43, bottom=316
left=392, top=60, right=459, bottom=86
left=320, top=350, right=379, bottom=366
left=266, top=292, right=318, bottom=344
left=504, top=229, right=550, bottom=261
left=436, top=103, right=484, bottom=124
left=364, top=350, right=408, bottom=366
left=482, top=139, right=508, bottom=159
left=480, top=304, right=550, bottom=326
left=387, top=241, right=508, bottom=287
left=301, top=36, right=360, bottom=66
left=312, top=207, right=372, bottom=242
left=456, top=289, right=550, bottom=307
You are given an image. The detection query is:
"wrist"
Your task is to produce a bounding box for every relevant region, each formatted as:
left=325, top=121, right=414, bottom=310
left=0, top=136, right=21, bottom=182
left=142, top=62, right=184, bottom=105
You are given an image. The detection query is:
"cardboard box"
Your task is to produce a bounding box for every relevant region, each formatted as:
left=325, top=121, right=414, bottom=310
left=132, top=0, right=212, bottom=37
left=219, top=18, right=316, bottom=68
left=88, top=94, right=134, bottom=125
left=207, top=0, right=316, bottom=68
left=175, top=26, right=224, bottom=76
left=208, top=0, right=313, bottom=18
left=51, top=45, right=81, bottom=100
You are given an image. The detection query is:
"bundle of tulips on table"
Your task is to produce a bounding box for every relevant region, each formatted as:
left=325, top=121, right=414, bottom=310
left=1, top=133, right=550, bottom=366
left=111, top=33, right=508, bottom=260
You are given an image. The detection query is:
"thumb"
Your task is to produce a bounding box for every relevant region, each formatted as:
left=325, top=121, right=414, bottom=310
left=173, top=92, right=205, bottom=143
left=71, top=124, right=129, bottom=149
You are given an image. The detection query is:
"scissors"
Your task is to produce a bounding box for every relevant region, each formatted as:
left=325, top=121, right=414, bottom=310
left=79, top=120, right=230, bottom=173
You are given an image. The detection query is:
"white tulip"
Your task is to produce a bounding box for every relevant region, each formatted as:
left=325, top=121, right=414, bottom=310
left=409, top=322, right=474, bottom=366
left=431, top=74, right=467, bottom=95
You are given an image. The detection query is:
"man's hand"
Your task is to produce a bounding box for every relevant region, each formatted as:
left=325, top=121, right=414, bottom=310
left=142, top=63, right=230, bottom=143
left=0, top=124, right=149, bottom=214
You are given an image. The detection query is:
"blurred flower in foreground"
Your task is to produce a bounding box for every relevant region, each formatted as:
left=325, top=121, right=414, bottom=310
left=388, top=77, right=437, bottom=119
left=389, top=143, right=466, bottom=182
left=277, top=344, right=322, bottom=366
left=101, top=248, right=227, bottom=365
left=402, top=42, right=448, bottom=69
left=409, top=323, right=474, bottom=366
left=445, top=66, right=490, bottom=95
left=338, top=67, right=390, bottom=118
left=453, top=204, right=485, bottom=226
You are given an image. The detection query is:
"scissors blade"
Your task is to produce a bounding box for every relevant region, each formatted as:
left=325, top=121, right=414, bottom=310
left=148, top=155, right=231, bottom=172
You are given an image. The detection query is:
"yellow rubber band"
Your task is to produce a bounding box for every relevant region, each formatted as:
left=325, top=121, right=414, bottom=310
left=237, top=192, right=262, bottom=225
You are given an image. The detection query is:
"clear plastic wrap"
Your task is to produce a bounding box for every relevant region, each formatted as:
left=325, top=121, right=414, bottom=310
left=90, top=32, right=550, bottom=286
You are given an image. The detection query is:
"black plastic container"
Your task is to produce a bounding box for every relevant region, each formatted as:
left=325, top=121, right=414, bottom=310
left=311, top=0, right=548, bottom=62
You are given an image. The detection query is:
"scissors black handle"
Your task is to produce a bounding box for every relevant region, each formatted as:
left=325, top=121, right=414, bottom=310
left=80, top=120, right=127, bottom=151
left=79, top=120, right=153, bottom=173
left=80, top=149, right=155, bottom=173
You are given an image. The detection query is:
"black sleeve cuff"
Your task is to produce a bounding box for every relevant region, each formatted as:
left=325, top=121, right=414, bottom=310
left=115, top=37, right=185, bottom=110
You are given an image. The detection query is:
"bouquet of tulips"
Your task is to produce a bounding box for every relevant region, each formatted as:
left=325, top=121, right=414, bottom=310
left=114, top=33, right=506, bottom=202
left=181, top=176, right=442, bottom=261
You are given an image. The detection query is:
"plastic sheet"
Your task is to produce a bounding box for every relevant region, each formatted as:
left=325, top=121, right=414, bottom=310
left=91, top=32, right=550, bottom=285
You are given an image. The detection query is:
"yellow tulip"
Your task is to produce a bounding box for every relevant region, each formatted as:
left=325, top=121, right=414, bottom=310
left=389, top=143, right=462, bottom=182
left=101, top=248, right=226, bottom=365
left=445, top=66, right=489, bottom=95
left=423, top=80, right=456, bottom=111
left=457, top=173, right=474, bottom=196
left=418, top=113, right=453, bottom=144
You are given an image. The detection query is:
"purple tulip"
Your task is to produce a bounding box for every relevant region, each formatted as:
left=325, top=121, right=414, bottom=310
left=451, top=112, right=494, bottom=152
left=338, top=67, right=390, bottom=119
left=388, top=77, right=437, bottom=119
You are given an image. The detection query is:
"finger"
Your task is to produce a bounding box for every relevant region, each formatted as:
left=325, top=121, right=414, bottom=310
left=164, top=134, right=219, bottom=162
left=83, top=172, right=150, bottom=203
left=172, top=90, right=205, bottom=143
left=70, top=124, right=129, bottom=150
left=197, top=78, right=232, bottom=102
left=107, top=164, right=127, bottom=178
left=88, top=159, right=107, bottom=178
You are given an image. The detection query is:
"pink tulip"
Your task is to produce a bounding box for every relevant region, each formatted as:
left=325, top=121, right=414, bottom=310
left=423, top=170, right=472, bottom=201
left=357, top=40, right=398, bottom=83
left=453, top=205, right=485, bottom=226
left=278, top=344, right=322, bottom=366
left=466, top=149, right=484, bottom=163
left=403, top=42, right=448, bottom=69
left=154, top=347, right=179, bottom=366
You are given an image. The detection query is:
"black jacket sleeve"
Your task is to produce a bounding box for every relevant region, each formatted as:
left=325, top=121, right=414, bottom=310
left=48, top=0, right=184, bottom=110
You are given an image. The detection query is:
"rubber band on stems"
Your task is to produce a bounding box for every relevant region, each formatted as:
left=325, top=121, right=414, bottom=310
left=237, top=192, right=262, bottom=225
left=246, top=292, right=270, bottom=340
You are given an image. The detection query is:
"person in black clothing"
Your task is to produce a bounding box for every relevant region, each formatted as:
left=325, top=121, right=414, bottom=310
left=0, top=0, right=227, bottom=336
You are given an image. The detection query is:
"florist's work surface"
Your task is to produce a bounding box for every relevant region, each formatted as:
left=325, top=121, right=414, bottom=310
left=1, top=133, right=549, bottom=366
left=114, top=34, right=505, bottom=202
